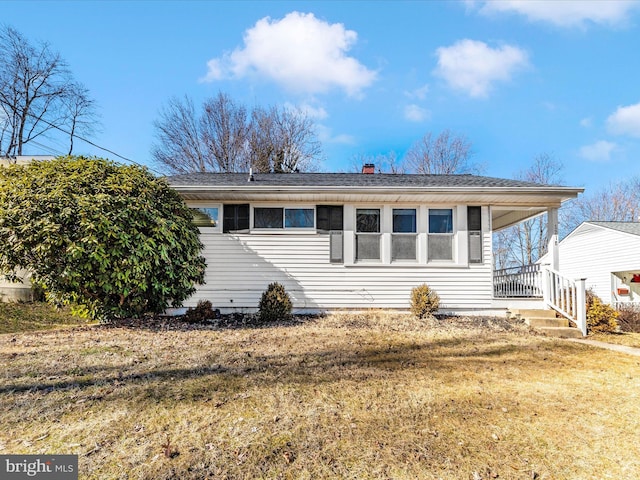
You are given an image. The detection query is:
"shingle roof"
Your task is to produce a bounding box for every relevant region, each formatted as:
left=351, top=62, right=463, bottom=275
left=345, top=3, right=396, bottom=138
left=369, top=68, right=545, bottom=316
left=166, top=172, right=558, bottom=189
left=590, top=221, right=640, bottom=237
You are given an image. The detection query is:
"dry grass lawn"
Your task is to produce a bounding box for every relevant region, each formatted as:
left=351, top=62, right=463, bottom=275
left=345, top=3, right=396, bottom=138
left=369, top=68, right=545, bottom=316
left=1, top=311, right=639, bottom=480
left=0, top=302, right=91, bottom=334
left=590, top=332, right=640, bottom=348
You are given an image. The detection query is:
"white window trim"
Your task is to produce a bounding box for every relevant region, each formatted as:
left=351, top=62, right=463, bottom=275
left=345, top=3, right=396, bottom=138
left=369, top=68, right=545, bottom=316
left=391, top=207, right=418, bottom=263
left=355, top=207, right=382, bottom=263
left=427, top=207, right=456, bottom=263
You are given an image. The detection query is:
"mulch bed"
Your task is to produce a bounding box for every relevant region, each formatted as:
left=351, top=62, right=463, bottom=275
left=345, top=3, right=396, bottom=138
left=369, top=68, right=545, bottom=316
left=95, top=312, right=529, bottom=334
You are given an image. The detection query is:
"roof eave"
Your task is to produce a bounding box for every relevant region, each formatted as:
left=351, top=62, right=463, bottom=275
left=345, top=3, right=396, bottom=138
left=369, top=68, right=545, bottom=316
left=171, top=184, right=584, bottom=206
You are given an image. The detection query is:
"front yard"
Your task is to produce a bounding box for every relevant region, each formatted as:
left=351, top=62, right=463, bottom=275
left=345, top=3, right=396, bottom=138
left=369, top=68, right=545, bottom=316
left=1, top=311, right=639, bottom=479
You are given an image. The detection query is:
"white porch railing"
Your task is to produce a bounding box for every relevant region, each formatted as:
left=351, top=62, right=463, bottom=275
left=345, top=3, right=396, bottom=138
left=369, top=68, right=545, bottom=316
left=614, top=301, right=640, bottom=310
left=543, top=268, right=587, bottom=336
left=493, top=264, right=543, bottom=298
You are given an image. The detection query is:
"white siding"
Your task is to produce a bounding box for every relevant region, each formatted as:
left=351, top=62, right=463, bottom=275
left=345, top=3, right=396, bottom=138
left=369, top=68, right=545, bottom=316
left=0, top=269, right=33, bottom=302
left=554, top=224, right=640, bottom=304
left=188, top=229, right=493, bottom=312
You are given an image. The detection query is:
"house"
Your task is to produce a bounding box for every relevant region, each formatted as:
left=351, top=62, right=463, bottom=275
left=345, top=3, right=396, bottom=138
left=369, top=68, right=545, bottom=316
left=0, top=155, right=55, bottom=301
left=167, top=168, right=584, bottom=322
left=539, top=221, right=640, bottom=308
left=0, top=155, right=55, bottom=166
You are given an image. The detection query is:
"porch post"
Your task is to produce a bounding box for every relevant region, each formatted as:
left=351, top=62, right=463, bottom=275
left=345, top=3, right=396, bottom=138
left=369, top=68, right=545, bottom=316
left=547, top=207, right=559, bottom=271
left=576, top=278, right=587, bottom=336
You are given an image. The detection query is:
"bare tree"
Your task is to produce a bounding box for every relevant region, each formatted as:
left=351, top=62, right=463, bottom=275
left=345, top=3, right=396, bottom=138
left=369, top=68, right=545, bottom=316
left=493, top=153, right=564, bottom=268
left=348, top=151, right=405, bottom=173
left=151, top=96, right=208, bottom=173
left=404, top=129, right=483, bottom=174
left=152, top=93, right=323, bottom=174
left=200, top=92, right=250, bottom=173
left=64, top=83, right=99, bottom=155
left=0, top=26, right=98, bottom=156
left=249, top=105, right=322, bottom=173
left=565, top=176, right=640, bottom=229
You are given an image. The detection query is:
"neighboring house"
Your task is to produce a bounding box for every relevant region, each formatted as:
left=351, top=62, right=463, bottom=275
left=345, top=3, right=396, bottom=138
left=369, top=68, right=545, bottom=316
left=0, top=155, right=55, bottom=301
left=0, top=155, right=55, bottom=166
left=539, top=221, right=640, bottom=308
left=167, top=168, right=583, bottom=317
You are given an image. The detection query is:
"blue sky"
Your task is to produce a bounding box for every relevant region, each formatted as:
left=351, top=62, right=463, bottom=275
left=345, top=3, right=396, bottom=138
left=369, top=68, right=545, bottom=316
left=4, top=0, right=640, bottom=193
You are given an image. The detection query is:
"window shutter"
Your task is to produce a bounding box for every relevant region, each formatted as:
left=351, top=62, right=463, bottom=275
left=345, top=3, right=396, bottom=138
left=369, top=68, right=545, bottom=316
left=468, top=206, right=482, bottom=263
left=469, top=231, right=482, bottom=263
left=223, top=204, right=249, bottom=232
left=317, top=205, right=343, bottom=231
left=329, top=231, right=343, bottom=263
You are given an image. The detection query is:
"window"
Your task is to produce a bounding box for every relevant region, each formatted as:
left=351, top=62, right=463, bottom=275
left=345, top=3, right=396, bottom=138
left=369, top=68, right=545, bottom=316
left=254, top=207, right=315, bottom=229
left=316, top=205, right=343, bottom=231
left=392, top=208, right=417, bottom=261
left=191, top=207, right=219, bottom=227
left=223, top=204, right=249, bottom=233
left=356, top=208, right=381, bottom=261
left=285, top=208, right=314, bottom=228
left=428, top=208, right=453, bottom=261
left=468, top=206, right=482, bottom=263
left=254, top=208, right=283, bottom=229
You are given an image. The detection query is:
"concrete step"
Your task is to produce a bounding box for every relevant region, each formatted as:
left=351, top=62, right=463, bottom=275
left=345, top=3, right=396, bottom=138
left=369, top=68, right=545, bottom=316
left=510, top=308, right=557, bottom=319
left=526, top=317, right=569, bottom=328
left=536, top=326, right=585, bottom=338
left=510, top=308, right=584, bottom=337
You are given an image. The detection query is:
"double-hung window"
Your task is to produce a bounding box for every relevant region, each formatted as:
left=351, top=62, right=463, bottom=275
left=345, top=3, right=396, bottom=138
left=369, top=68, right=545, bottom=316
left=428, top=208, right=454, bottom=261
left=356, top=208, right=381, bottom=261
left=254, top=207, right=315, bottom=229
left=392, top=208, right=417, bottom=261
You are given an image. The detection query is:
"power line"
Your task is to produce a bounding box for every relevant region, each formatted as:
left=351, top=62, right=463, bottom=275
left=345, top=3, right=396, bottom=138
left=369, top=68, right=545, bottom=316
left=22, top=111, right=165, bottom=176
left=27, top=140, right=65, bottom=157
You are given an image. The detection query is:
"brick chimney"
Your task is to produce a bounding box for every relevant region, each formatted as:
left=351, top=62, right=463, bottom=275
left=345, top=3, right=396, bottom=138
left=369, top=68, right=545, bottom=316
left=361, top=163, right=375, bottom=174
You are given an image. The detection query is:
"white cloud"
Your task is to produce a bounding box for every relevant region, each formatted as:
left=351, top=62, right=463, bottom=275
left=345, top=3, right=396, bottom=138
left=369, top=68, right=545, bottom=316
left=284, top=102, right=328, bottom=120
left=607, top=102, right=640, bottom=137
left=404, top=104, right=430, bottom=122
left=316, top=124, right=356, bottom=145
left=201, top=11, right=377, bottom=97
left=474, top=0, right=639, bottom=28
left=580, top=116, right=593, bottom=128
left=405, top=84, right=430, bottom=100
left=579, top=140, right=617, bottom=162
left=434, top=39, right=529, bottom=98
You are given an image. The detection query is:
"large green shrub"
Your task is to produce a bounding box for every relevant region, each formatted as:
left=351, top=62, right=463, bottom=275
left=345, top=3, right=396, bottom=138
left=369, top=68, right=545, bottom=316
left=410, top=284, right=440, bottom=319
left=586, top=290, right=619, bottom=334
left=258, top=282, right=292, bottom=322
left=0, top=156, right=206, bottom=320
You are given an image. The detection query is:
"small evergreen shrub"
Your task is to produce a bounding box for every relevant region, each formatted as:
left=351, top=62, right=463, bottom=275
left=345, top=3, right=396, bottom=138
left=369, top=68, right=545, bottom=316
left=182, top=300, right=219, bottom=323
left=258, top=282, right=292, bottom=322
left=586, top=290, right=619, bottom=334
left=616, top=304, right=640, bottom=333
left=410, top=284, right=440, bottom=319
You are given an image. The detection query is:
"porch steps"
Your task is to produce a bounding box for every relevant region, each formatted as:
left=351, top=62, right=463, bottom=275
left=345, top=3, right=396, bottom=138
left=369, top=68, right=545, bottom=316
left=510, top=309, right=584, bottom=338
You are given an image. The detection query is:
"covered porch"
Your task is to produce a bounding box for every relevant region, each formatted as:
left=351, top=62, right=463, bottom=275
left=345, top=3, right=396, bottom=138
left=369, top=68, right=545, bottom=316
left=491, top=205, right=587, bottom=336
